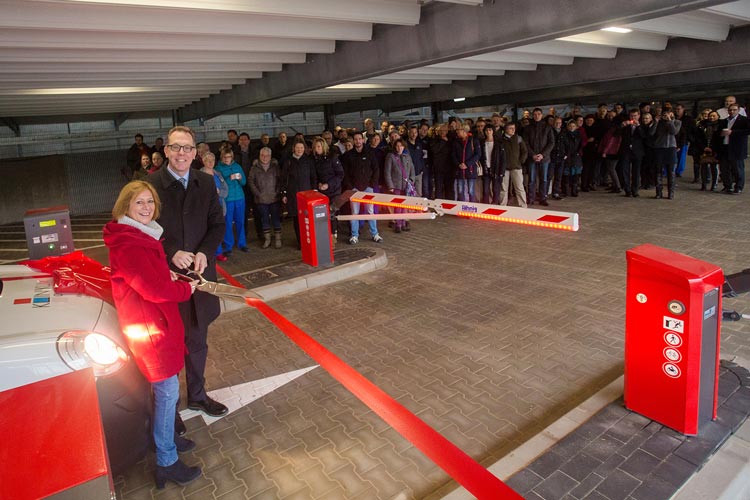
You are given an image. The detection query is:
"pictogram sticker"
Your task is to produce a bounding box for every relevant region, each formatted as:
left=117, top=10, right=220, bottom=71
left=663, top=316, right=684, bottom=333
left=664, top=348, right=682, bottom=362
left=663, top=363, right=681, bottom=378
left=665, top=331, right=683, bottom=347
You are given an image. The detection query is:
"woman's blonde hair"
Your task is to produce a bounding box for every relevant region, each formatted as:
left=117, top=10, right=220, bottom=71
left=112, top=180, right=161, bottom=220
left=312, top=136, right=329, bottom=156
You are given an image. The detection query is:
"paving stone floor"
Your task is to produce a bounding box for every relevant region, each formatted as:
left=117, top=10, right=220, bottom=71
left=506, top=360, right=750, bottom=500
left=108, top=180, right=750, bottom=500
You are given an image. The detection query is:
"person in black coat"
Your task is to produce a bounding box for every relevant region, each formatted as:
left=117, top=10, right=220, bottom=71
left=147, top=126, right=228, bottom=423
left=480, top=125, right=506, bottom=204
left=619, top=109, right=647, bottom=197
left=341, top=131, right=382, bottom=243
left=311, top=136, right=344, bottom=237
left=430, top=124, right=454, bottom=200
left=713, top=104, right=750, bottom=194
left=281, top=141, right=317, bottom=249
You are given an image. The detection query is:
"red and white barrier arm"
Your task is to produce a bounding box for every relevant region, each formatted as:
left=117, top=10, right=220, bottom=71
left=336, top=213, right=437, bottom=221
left=216, top=266, right=522, bottom=500
left=350, top=192, right=579, bottom=232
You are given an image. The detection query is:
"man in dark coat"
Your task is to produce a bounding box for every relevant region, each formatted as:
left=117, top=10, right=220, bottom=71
left=148, top=126, right=228, bottom=422
left=341, top=131, right=382, bottom=244
left=714, top=103, right=750, bottom=194
left=619, top=109, right=647, bottom=197
left=523, top=108, right=555, bottom=206
left=125, top=133, right=150, bottom=179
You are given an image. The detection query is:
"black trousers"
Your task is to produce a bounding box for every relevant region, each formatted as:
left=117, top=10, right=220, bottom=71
left=622, top=152, right=642, bottom=195
left=654, top=147, right=676, bottom=196
left=179, top=298, right=209, bottom=402
left=435, top=171, right=454, bottom=200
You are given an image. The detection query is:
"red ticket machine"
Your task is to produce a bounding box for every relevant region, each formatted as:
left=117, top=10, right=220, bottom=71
left=297, top=190, right=334, bottom=267
left=624, top=244, right=724, bottom=435
left=0, top=369, right=114, bottom=499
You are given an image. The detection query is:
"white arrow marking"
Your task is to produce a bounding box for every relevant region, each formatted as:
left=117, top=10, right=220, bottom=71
left=179, top=365, right=318, bottom=426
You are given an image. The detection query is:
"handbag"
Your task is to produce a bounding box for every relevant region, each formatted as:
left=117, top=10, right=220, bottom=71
left=394, top=154, right=417, bottom=196
left=700, top=153, right=718, bottom=164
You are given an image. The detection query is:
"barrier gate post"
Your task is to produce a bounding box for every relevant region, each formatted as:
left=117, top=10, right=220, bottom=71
left=624, top=244, right=724, bottom=435
left=297, top=190, right=334, bottom=267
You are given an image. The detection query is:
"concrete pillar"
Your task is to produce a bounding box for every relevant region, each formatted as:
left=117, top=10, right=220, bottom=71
left=431, top=102, right=442, bottom=124
left=324, top=104, right=336, bottom=132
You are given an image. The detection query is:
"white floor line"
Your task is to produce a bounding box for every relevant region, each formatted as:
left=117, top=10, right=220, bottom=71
left=441, top=376, right=624, bottom=500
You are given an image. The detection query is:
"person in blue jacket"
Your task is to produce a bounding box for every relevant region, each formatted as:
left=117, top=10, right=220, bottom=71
left=215, top=146, right=248, bottom=255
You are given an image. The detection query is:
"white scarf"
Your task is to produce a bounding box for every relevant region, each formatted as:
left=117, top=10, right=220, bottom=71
left=118, top=215, right=163, bottom=240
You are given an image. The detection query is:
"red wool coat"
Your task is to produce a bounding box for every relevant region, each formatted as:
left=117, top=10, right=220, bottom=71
left=103, top=221, right=192, bottom=383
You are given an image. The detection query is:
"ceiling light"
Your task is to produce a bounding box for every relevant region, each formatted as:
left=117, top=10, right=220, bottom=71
left=454, top=97, right=466, bottom=102
left=601, top=27, right=632, bottom=34
left=8, top=86, right=156, bottom=96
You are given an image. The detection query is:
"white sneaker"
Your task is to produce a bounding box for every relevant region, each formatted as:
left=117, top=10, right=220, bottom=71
left=348, top=236, right=358, bottom=245
left=372, top=234, right=383, bottom=243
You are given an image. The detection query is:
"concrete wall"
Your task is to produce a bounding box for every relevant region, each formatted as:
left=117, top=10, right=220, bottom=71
left=0, top=150, right=127, bottom=225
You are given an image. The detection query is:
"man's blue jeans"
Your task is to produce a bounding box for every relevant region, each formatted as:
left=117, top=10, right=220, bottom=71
left=350, top=187, right=378, bottom=238
left=257, top=202, right=282, bottom=231
left=152, top=375, right=179, bottom=467
left=456, top=178, right=476, bottom=202
left=528, top=160, right=550, bottom=202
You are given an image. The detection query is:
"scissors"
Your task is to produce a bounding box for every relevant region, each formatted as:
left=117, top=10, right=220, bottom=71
left=180, top=270, right=262, bottom=304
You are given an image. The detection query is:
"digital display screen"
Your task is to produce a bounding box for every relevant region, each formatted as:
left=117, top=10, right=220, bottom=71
left=39, top=219, right=57, bottom=228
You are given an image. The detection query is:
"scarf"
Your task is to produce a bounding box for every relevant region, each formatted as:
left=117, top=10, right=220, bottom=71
left=117, top=215, right=163, bottom=240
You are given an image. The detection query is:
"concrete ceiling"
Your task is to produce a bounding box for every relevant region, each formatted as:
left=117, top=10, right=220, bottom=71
left=0, top=0, right=748, bottom=122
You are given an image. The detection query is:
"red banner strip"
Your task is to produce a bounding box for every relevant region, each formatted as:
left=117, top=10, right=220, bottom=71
left=216, top=265, right=520, bottom=499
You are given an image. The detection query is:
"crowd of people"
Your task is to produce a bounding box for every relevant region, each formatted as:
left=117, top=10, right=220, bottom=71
left=124, top=96, right=748, bottom=251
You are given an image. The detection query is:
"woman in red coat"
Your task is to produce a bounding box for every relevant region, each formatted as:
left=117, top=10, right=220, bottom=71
left=103, top=180, right=201, bottom=488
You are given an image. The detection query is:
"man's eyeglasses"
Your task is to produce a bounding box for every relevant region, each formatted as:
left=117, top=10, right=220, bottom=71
left=166, top=144, right=196, bottom=153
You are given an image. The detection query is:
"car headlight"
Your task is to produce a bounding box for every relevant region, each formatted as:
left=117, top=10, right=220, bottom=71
left=57, top=331, right=129, bottom=377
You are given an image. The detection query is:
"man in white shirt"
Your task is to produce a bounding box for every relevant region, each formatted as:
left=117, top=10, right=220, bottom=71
left=717, top=95, right=747, bottom=119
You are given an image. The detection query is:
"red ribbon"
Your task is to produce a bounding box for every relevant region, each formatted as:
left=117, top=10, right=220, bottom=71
left=216, top=265, right=520, bottom=499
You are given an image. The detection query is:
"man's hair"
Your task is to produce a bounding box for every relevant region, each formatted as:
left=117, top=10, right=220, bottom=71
left=227, top=129, right=238, bottom=136
left=112, top=180, right=161, bottom=221
left=629, top=109, right=640, bottom=115
left=351, top=131, right=364, bottom=139
left=167, top=126, right=195, bottom=144
left=504, top=121, right=516, bottom=129
left=259, top=146, right=272, bottom=155
left=532, top=108, right=543, bottom=113
left=135, top=133, right=143, bottom=140
left=598, top=103, right=608, bottom=108
left=239, top=132, right=250, bottom=139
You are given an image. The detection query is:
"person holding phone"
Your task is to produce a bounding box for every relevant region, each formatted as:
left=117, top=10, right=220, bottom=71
left=216, top=146, right=248, bottom=255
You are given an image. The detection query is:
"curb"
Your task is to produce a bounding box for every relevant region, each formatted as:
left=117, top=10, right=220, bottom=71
left=217, top=248, right=388, bottom=313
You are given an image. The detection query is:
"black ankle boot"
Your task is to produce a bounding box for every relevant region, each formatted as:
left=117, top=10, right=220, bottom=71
left=175, top=435, right=196, bottom=453
left=155, top=460, right=201, bottom=489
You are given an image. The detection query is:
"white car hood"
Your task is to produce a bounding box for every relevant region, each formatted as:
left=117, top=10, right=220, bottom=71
left=0, top=266, right=103, bottom=338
